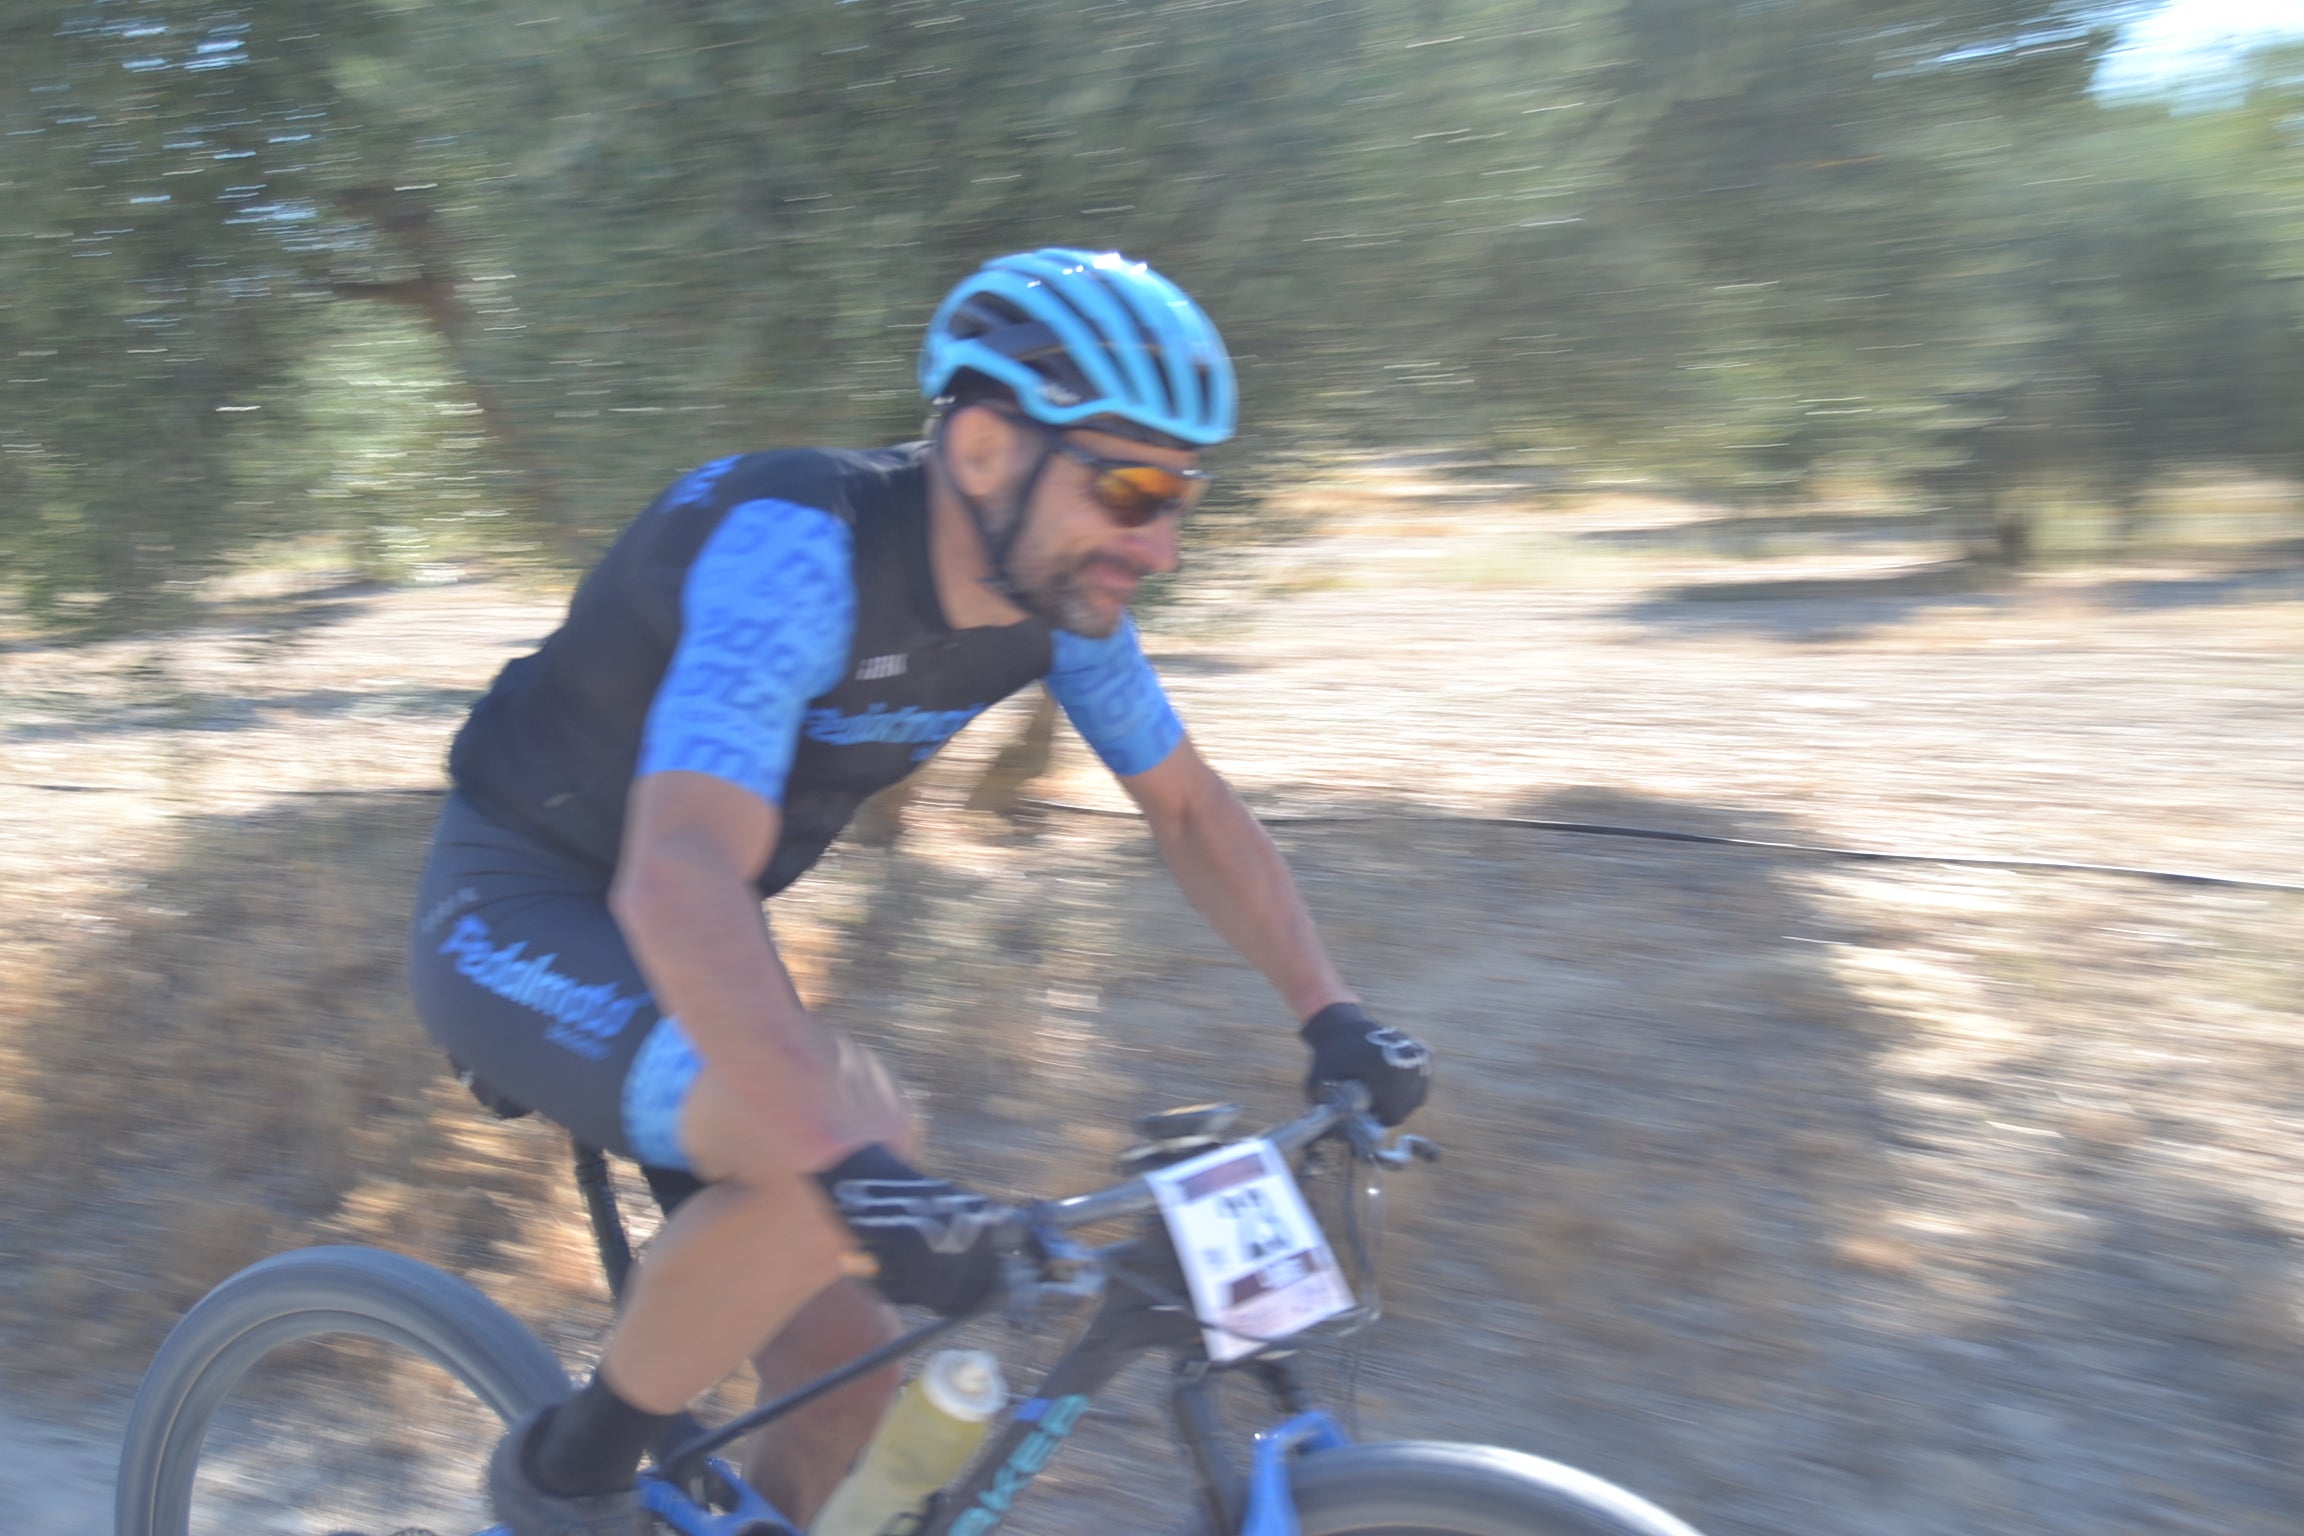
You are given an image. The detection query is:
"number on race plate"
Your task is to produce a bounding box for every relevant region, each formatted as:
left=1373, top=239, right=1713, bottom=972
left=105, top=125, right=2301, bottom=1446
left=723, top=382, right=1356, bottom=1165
left=1144, top=1139, right=1354, bottom=1363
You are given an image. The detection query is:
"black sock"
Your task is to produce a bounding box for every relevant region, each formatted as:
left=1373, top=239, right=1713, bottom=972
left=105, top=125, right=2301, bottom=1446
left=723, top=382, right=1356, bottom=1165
left=525, top=1370, right=676, bottom=1497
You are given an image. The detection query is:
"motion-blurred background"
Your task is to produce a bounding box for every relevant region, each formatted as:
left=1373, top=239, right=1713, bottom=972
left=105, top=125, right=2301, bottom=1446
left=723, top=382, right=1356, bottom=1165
left=7, top=0, right=2304, bottom=615
left=2, top=4, right=2300, bottom=1535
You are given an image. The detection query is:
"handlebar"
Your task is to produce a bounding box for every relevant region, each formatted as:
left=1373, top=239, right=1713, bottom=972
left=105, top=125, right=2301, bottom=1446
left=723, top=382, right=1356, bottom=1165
left=1003, top=1082, right=1438, bottom=1314
left=663, top=1086, right=1432, bottom=1477
left=1022, top=1077, right=1428, bottom=1243
left=1029, top=1084, right=1376, bottom=1232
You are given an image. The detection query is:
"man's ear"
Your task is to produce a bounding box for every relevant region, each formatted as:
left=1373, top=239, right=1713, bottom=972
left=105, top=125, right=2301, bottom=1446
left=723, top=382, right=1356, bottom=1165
left=941, top=404, right=1020, bottom=502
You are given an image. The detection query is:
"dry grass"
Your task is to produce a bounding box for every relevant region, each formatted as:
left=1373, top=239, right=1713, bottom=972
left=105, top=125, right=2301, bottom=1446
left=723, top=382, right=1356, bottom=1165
left=2, top=494, right=2300, bottom=1533
left=0, top=795, right=574, bottom=1388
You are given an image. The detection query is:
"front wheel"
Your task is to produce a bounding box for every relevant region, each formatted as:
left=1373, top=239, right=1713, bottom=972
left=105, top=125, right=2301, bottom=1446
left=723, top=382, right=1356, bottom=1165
left=1199, top=1440, right=1708, bottom=1536
left=116, top=1245, right=570, bottom=1536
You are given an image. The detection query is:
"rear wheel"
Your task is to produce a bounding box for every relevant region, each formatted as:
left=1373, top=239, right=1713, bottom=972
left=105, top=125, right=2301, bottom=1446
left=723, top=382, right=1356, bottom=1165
left=116, top=1245, right=570, bottom=1536
left=1184, top=1440, right=1707, bottom=1536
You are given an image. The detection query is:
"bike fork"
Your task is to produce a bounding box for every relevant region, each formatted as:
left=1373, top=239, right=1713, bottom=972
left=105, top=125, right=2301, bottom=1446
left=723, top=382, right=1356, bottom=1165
left=1169, top=1355, right=1350, bottom=1536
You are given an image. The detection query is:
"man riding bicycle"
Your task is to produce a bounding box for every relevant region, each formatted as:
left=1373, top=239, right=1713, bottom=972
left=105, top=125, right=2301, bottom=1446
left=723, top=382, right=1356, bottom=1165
left=406, top=248, right=1434, bottom=1536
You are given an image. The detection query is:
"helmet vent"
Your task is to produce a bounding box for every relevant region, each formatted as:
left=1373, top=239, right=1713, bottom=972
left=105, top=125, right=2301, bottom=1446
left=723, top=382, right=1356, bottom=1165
left=919, top=247, right=1236, bottom=446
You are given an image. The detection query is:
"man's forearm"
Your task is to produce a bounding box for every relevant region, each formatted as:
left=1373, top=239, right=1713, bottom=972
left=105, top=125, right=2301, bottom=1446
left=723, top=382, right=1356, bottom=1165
left=1146, top=782, right=1354, bottom=1021
left=611, top=848, right=856, bottom=1170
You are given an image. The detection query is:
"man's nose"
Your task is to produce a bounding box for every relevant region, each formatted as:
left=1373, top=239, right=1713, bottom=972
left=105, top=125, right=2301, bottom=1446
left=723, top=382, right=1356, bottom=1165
left=1126, top=514, right=1182, bottom=575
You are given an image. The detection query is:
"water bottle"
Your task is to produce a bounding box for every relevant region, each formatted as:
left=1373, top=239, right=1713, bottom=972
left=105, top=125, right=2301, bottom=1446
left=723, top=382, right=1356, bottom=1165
left=809, top=1348, right=1006, bottom=1536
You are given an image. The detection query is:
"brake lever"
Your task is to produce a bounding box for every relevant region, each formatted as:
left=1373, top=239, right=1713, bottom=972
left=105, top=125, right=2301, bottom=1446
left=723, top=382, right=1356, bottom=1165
left=1004, top=1219, right=1107, bottom=1329
left=1339, top=1111, right=1443, bottom=1169
left=1374, top=1134, right=1442, bottom=1168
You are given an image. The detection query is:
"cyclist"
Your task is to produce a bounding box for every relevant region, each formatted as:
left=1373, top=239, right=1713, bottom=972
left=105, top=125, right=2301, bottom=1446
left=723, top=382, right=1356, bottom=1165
left=405, top=248, right=1433, bottom=1536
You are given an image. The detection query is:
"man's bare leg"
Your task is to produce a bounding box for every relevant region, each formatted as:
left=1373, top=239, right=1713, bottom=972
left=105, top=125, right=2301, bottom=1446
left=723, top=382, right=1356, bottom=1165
left=740, top=1279, right=905, bottom=1525
left=596, top=1172, right=848, bottom=1412
left=599, top=1046, right=913, bottom=1413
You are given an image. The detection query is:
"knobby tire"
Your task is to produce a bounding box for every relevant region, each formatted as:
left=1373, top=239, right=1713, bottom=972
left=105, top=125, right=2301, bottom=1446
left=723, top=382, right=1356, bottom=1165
left=115, top=1245, right=570, bottom=1536
left=1180, top=1440, right=1707, bottom=1536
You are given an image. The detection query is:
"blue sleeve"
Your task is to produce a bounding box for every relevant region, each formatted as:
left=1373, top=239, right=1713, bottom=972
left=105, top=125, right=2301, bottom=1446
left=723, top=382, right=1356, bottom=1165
left=638, top=499, right=856, bottom=805
left=1046, top=616, right=1185, bottom=778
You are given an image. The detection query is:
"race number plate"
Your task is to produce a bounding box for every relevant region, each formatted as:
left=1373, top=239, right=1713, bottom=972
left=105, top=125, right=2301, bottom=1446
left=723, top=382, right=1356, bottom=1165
left=1145, top=1139, right=1353, bottom=1362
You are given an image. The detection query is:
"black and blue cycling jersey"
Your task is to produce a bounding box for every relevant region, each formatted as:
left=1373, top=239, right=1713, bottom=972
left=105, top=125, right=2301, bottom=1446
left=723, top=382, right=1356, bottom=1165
left=416, top=441, right=1188, bottom=1176
left=449, top=441, right=1182, bottom=891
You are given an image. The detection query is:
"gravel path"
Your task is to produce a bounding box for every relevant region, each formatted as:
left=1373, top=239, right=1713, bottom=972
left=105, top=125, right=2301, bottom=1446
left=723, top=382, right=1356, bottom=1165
left=4, top=494, right=2299, bottom=1535
left=0, top=1403, right=119, bottom=1535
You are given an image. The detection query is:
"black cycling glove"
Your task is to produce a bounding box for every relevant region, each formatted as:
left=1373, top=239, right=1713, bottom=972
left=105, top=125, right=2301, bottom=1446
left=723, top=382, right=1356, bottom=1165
left=813, top=1144, right=1002, bottom=1316
left=1301, top=1001, right=1432, bottom=1127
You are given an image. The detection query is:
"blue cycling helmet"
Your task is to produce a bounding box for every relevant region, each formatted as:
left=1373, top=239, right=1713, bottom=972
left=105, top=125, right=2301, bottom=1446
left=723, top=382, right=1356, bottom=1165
left=920, top=248, right=1237, bottom=448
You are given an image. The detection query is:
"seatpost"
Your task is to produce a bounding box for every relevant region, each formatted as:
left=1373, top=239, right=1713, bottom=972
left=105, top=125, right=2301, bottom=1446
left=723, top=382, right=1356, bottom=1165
left=571, top=1140, right=635, bottom=1303
left=566, top=1142, right=713, bottom=1475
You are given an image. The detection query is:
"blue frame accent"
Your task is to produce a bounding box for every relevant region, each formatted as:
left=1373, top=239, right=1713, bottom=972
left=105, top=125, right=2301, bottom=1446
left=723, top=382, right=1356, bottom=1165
left=638, top=1457, right=800, bottom=1535
left=491, top=1409, right=1346, bottom=1536
left=1238, top=1411, right=1351, bottom=1536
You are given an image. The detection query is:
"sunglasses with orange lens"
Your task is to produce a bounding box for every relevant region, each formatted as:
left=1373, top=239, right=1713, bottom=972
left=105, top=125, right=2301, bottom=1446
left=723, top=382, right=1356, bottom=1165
left=1038, top=431, right=1208, bottom=527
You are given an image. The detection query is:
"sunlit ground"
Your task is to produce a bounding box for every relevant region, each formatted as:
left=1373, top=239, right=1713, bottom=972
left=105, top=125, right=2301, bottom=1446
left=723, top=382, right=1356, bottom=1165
left=2, top=469, right=2300, bottom=1534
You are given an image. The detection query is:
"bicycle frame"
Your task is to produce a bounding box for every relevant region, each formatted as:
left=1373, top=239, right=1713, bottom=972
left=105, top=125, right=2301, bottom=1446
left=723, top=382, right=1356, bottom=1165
left=559, top=1088, right=1420, bottom=1536
left=641, top=1230, right=1340, bottom=1536
left=128, top=1105, right=1709, bottom=1536
left=579, top=1140, right=1356, bottom=1536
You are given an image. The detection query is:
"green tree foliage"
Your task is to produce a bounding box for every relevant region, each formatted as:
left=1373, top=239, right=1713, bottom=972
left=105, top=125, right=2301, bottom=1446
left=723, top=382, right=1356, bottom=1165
left=5, top=0, right=2302, bottom=628
left=0, top=0, right=451, bottom=622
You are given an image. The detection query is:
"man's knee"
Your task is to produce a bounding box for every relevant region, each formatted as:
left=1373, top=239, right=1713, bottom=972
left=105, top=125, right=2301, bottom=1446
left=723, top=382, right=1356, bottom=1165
left=680, top=1055, right=921, bottom=1184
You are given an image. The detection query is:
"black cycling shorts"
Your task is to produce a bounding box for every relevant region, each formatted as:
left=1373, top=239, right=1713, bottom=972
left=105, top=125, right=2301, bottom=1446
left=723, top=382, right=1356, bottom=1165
left=408, top=793, right=704, bottom=1184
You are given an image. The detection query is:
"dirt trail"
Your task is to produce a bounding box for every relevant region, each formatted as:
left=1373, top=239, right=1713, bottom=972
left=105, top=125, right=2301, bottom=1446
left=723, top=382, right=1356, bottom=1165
left=2, top=492, right=2300, bottom=1534
left=0, top=1403, right=117, bottom=1533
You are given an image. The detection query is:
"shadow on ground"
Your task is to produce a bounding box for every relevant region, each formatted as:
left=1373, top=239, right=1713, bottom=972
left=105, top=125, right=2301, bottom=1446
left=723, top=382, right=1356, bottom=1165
left=1615, top=563, right=2016, bottom=642
left=0, top=789, right=564, bottom=1395
left=1572, top=510, right=1945, bottom=556
left=2, top=778, right=2295, bottom=1535
left=782, top=784, right=1905, bottom=1532
left=2074, top=562, right=2304, bottom=611
left=1614, top=548, right=2303, bottom=643
left=2, top=685, right=478, bottom=747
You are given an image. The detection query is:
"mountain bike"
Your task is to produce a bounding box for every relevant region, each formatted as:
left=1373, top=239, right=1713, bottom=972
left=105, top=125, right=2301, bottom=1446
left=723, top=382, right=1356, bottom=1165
left=117, top=1087, right=1708, bottom=1536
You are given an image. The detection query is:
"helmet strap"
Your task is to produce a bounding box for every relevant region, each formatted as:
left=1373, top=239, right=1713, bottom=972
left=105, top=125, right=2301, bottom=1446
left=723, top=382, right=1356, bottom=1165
left=932, top=409, right=1061, bottom=623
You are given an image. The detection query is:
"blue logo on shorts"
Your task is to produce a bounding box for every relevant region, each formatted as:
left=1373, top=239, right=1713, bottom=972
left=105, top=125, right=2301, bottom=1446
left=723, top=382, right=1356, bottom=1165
left=438, top=915, right=647, bottom=1061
